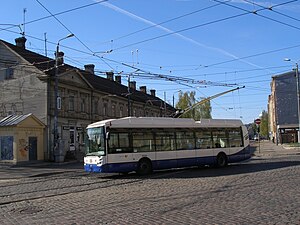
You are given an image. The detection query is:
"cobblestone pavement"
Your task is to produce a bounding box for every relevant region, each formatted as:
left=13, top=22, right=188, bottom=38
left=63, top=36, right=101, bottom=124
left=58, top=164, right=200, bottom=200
left=0, top=141, right=300, bottom=224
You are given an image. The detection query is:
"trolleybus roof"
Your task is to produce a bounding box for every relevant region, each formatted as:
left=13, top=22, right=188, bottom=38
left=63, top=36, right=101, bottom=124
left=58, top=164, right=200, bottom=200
left=87, top=117, right=243, bottom=129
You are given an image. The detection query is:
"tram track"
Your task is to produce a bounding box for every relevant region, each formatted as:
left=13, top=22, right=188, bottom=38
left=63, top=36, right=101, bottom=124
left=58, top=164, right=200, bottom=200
left=0, top=177, right=143, bottom=206
left=0, top=170, right=179, bottom=206
left=3, top=158, right=292, bottom=206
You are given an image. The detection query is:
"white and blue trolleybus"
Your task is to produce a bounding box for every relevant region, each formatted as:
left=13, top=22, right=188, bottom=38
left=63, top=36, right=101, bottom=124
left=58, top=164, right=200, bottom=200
left=84, top=117, right=250, bottom=175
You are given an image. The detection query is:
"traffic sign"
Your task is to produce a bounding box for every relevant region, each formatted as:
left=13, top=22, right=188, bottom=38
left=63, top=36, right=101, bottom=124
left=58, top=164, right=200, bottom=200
left=255, top=118, right=261, bottom=125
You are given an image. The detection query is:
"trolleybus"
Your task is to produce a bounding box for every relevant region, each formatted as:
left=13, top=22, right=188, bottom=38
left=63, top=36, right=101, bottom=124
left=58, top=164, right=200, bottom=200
left=84, top=117, right=250, bottom=175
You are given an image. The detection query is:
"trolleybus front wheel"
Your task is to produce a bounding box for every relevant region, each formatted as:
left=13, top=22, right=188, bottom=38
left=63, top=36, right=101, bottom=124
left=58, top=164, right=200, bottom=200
left=137, top=158, right=152, bottom=175
left=216, top=153, right=228, bottom=167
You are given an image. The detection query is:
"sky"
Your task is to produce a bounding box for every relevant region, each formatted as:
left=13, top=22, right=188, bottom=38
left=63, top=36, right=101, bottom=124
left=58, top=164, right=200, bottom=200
left=1, top=0, right=300, bottom=124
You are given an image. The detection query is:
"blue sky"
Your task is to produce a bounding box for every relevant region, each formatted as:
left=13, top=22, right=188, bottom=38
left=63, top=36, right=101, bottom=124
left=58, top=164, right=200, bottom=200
left=1, top=0, right=300, bottom=123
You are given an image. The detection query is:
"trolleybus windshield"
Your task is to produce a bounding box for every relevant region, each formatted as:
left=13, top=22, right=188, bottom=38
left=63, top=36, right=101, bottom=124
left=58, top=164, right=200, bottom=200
left=86, top=127, right=106, bottom=156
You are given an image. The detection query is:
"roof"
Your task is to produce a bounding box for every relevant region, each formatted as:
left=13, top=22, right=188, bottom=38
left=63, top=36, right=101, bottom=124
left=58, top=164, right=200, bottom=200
left=272, top=71, right=295, bottom=79
left=79, top=70, right=172, bottom=109
left=0, top=39, right=73, bottom=75
left=1, top=39, right=174, bottom=112
left=0, top=114, right=32, bottom=127
left=87, top=117, right=243, bottom=129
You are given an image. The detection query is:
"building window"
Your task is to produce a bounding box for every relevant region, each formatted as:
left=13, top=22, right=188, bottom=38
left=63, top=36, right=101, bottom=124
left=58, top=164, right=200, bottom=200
left=81, top=98, right=86, bottom=112
left=5, top=68, right=14, bottom=79
left=103, top=103, right=108, bottom=116
left=94, top=100, right=98, bottom=114
left=69, top=96, right=74, bottom=111
left=112, top=105, right=116, bottom=117
left=120, top=106, right=123, bottom=117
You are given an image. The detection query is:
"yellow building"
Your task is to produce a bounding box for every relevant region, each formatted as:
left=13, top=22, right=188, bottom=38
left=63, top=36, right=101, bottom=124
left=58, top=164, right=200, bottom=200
left=0, top=114, right=45, bottom=164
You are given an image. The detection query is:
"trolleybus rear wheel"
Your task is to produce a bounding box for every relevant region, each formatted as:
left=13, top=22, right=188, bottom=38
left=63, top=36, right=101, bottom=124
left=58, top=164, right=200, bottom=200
left=137, top=158, right=152, bottom=175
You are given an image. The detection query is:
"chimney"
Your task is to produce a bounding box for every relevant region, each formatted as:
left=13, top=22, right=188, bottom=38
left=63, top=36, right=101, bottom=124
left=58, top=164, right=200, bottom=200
left=115, top=75, right=122, bottom=84
left=129, top=81, right=136, bottom=90
left=150, top=89, right=156, bottom=97
left=54, top=51, right=64, bottom=66
left=106, top=72, right=114, bottom=81
left=140, top=86, right=147, bottom=94
left=84, top=64, right=95, bottom=74
left=15, top=37, right=27, bottom=49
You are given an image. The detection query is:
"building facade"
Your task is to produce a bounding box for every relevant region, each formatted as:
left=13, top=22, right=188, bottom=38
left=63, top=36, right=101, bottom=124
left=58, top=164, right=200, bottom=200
left=0, top=37, right=175, bottom=162
left=0, top=114, right=45, bottom=164
left=268, top=71, right=299, bottom=144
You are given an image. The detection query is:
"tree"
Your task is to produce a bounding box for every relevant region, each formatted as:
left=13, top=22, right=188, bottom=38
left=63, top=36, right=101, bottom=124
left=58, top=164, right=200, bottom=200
left=260, top=110, right=269, bottom=138
left=175, top=91, right=212, bottom=120
left=252, top=110, right=269, bottom=139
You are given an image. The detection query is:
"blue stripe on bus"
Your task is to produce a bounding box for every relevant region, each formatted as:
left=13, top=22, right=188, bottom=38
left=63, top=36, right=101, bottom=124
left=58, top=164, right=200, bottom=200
left=228, top=146, right=251, bottom=163
left=84, top=147, right=251, bottom=173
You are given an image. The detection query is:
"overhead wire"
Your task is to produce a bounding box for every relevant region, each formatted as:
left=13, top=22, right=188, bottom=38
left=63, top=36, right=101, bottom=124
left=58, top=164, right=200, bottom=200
left=213, top=0, right=300, bottom=31
left=1, top=5, right=298, bottom=81
left=112, top=0, right=295, bottom=51
left=0, top=1, right=297, bottom=99
left=111, top=2, right=225, bottom=41
left=35, top=0, right=115, bottom=70
left=0, top=0, right=108, bottom=33
left=205, top=43, right=300, bottom=68
left=242, top=0, right=300, bottom=23
left=113, top=12, right=250, bottom=51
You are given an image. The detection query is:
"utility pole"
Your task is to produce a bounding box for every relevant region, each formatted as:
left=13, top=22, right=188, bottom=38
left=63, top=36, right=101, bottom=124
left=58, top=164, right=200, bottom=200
left=172, top=90, right=181, bottom=108
left=164, top=91, right=166, bottom=116
left=53, top=34, right=74, bottom=162
left=127, top=74, right=131, bottom=116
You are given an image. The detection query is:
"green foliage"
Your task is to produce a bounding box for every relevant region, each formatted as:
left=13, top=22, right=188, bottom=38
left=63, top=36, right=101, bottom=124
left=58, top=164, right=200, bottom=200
left=175, top=91, right=212, bottom=120
left=252, top=110, right=268, bottom=137
left=260, top=110, right=269, bottom=137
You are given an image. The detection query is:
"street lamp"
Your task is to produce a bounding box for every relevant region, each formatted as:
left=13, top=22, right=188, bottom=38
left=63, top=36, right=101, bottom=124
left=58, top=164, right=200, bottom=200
left=172, top=90, right=181, bottom=108
left=284, top=58, right=300, bottom=143
left=53, top=33, right=74, bottom=162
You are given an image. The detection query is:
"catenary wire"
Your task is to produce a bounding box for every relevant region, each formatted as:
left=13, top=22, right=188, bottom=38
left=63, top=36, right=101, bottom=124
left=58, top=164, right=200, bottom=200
left=0, top=0, right=108, bottom=33
left=112, top=0, right=295, bottom=51
left=242, top=0, right=300, bottom=23
left=213, top=0, right=300, bottom=31
left=35, top=0, right=114, bottom=70
left=111, top=2, right=225, bottom=41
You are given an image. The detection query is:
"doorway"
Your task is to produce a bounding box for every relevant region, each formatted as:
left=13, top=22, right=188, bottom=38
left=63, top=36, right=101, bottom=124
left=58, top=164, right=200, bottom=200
left=29, top=137, right=37, bottom=160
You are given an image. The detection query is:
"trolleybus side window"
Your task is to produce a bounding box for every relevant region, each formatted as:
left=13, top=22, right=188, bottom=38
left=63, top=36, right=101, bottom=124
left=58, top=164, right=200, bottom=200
left=155, top=129, right=176, bottom=151
left=195, top=129, right=213, bottom=149
left=176, top=130, right=195, bottom=150
left=108, top=130, right=132, bottom=154
left=212, top=129, right=228, bottom=148
left=132, top=130, right=154, bottom=152
left=228, top=128, right=243, bottom=147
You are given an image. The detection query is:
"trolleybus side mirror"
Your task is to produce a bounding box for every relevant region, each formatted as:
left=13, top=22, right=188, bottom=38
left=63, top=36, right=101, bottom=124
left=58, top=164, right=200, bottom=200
left=106, top=132, right=110, bottom=140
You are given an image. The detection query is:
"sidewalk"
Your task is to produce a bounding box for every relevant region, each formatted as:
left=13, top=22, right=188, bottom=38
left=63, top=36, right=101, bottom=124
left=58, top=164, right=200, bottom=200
left=251, top=140, right=300, bottom=157
left=0, top=161, right=83, bottom=180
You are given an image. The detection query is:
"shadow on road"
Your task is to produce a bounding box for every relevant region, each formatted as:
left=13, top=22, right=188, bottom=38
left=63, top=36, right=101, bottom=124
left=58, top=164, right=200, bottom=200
left=113, top=158, right=300, bottom=180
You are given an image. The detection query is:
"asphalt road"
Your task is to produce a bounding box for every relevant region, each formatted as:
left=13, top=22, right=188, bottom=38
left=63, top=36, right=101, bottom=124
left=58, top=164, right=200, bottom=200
left=0, top=141, right=299, bottom=224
